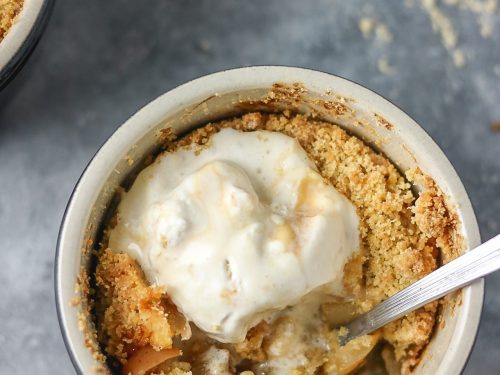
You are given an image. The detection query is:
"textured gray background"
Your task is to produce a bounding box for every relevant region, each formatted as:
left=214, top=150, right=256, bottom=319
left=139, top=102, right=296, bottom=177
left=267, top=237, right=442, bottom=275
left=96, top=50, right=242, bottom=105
left=0, top=0, right=499, bottom=373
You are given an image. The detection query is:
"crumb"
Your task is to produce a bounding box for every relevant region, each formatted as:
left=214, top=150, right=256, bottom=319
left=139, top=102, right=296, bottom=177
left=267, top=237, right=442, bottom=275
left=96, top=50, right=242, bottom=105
left=358, top=17, right=393, bottom=43
left=478, top=14, right=493, bottom=38
left=452, top=49, right=466, bottom=68
left=338, top=326, right=349, bottom=337
left=443, top=0, right=497, bottom=13
left=375, top=114, right=394, bottom=130
left=158, top=127, right=177, bottom=144
left=377, top=56, right=396, bottom=75
left=419, top=0, right=468, bottom=67
left=375, top=23, right=394, bottom=43
left=437, top=0, right=497, bottom=42
left=420, top=0, right=458, bottom=49
left=490, top=121, right=500, bottom=132
left=359, top=17, right=376, bottom=38
left=125, top=156, right=134, bottom=166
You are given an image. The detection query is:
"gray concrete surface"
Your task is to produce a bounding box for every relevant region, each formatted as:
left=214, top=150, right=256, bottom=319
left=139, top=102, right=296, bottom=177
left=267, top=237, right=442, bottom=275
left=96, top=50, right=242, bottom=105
left=0, top=0, right=499, bottom=373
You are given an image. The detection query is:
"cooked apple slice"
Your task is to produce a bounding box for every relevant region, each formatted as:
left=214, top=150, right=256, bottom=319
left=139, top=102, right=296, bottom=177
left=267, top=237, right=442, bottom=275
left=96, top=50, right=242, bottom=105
left=162, top=297, right=192, bottom=340
left=337, top=334, right=380, bottom=374
left=321, top=301, right=360, bottom=326
left=325, top=332, right=380, bottom=375
left=122, top=346, right=181, bottom=375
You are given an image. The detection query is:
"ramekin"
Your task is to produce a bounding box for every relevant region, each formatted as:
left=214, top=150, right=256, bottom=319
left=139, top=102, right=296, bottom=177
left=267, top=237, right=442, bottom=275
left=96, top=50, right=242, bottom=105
left=0, top=0, right=54, bottom=90
left=55, top=66, right=483, bottom=375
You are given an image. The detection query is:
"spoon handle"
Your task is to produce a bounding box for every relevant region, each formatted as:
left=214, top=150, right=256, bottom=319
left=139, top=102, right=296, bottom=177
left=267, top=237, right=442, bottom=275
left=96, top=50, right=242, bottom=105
left=339, top=234, right=500, bottom=345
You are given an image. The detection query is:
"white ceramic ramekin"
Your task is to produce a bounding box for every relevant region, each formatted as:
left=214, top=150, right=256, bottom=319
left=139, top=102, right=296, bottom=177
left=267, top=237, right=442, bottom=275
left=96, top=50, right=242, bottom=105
left=0, top=0, right=54, bottom=90
left=55, top=66, right=483, bottom=375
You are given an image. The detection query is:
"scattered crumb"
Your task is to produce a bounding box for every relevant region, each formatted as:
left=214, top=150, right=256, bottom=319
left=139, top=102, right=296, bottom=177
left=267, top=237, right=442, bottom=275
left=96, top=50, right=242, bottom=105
left=158, top=127, right=178, bottom=144
left=377, top=55, right=396, bottom=75
left=490, top=121, right=500, bottom=132
left=478, top=14, right=494, bottom=38
left=443, top=0, right=498, bottom=39
left=359, top=17, right=376, bottom=38
left=358, top=17, right=393, bottom=43
left=376, top=23, right=394, bottom=43
left=419, top=0, right=470, bottom=67
left=421, top=0, right=458, bottom=49
left=125, top=155, right=134, bottom=166
left=440, top=319, right=446, bottom=329
left=338, top=326, right=349, bottom=337
left=416, top=0, right=498, bottom=67
left=375, top=113, right=394, bottom=130
left=358, top=17, right=394, bottom=74
left=443, top=0, right=497, bottom=13
left=452, top=49, right=466, bottom=68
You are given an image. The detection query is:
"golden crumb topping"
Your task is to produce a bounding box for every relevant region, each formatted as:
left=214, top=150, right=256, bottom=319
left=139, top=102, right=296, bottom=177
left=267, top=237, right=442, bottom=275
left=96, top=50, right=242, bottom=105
left=95, top=249, right=176, bottom=362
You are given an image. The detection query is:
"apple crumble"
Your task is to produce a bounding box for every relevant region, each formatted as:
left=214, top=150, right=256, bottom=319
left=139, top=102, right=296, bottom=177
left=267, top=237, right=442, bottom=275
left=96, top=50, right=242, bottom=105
left=0, top=0, right=23, bottom=41
left=93, top=112, right=460, bottom=375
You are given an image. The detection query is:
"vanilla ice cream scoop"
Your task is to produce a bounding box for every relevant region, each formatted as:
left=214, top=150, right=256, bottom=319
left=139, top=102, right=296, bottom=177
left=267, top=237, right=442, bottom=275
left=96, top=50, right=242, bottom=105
left=108, top=129, right=360, bottom=343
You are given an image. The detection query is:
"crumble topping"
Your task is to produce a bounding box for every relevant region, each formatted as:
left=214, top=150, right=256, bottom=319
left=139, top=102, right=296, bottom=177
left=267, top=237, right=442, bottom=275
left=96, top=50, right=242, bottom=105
left=86, top=112, right=461, bottom=375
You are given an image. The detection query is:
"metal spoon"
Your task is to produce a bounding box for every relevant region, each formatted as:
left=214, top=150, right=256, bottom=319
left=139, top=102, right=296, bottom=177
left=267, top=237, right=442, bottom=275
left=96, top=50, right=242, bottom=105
left=338, top=234, right=500, bottom=346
